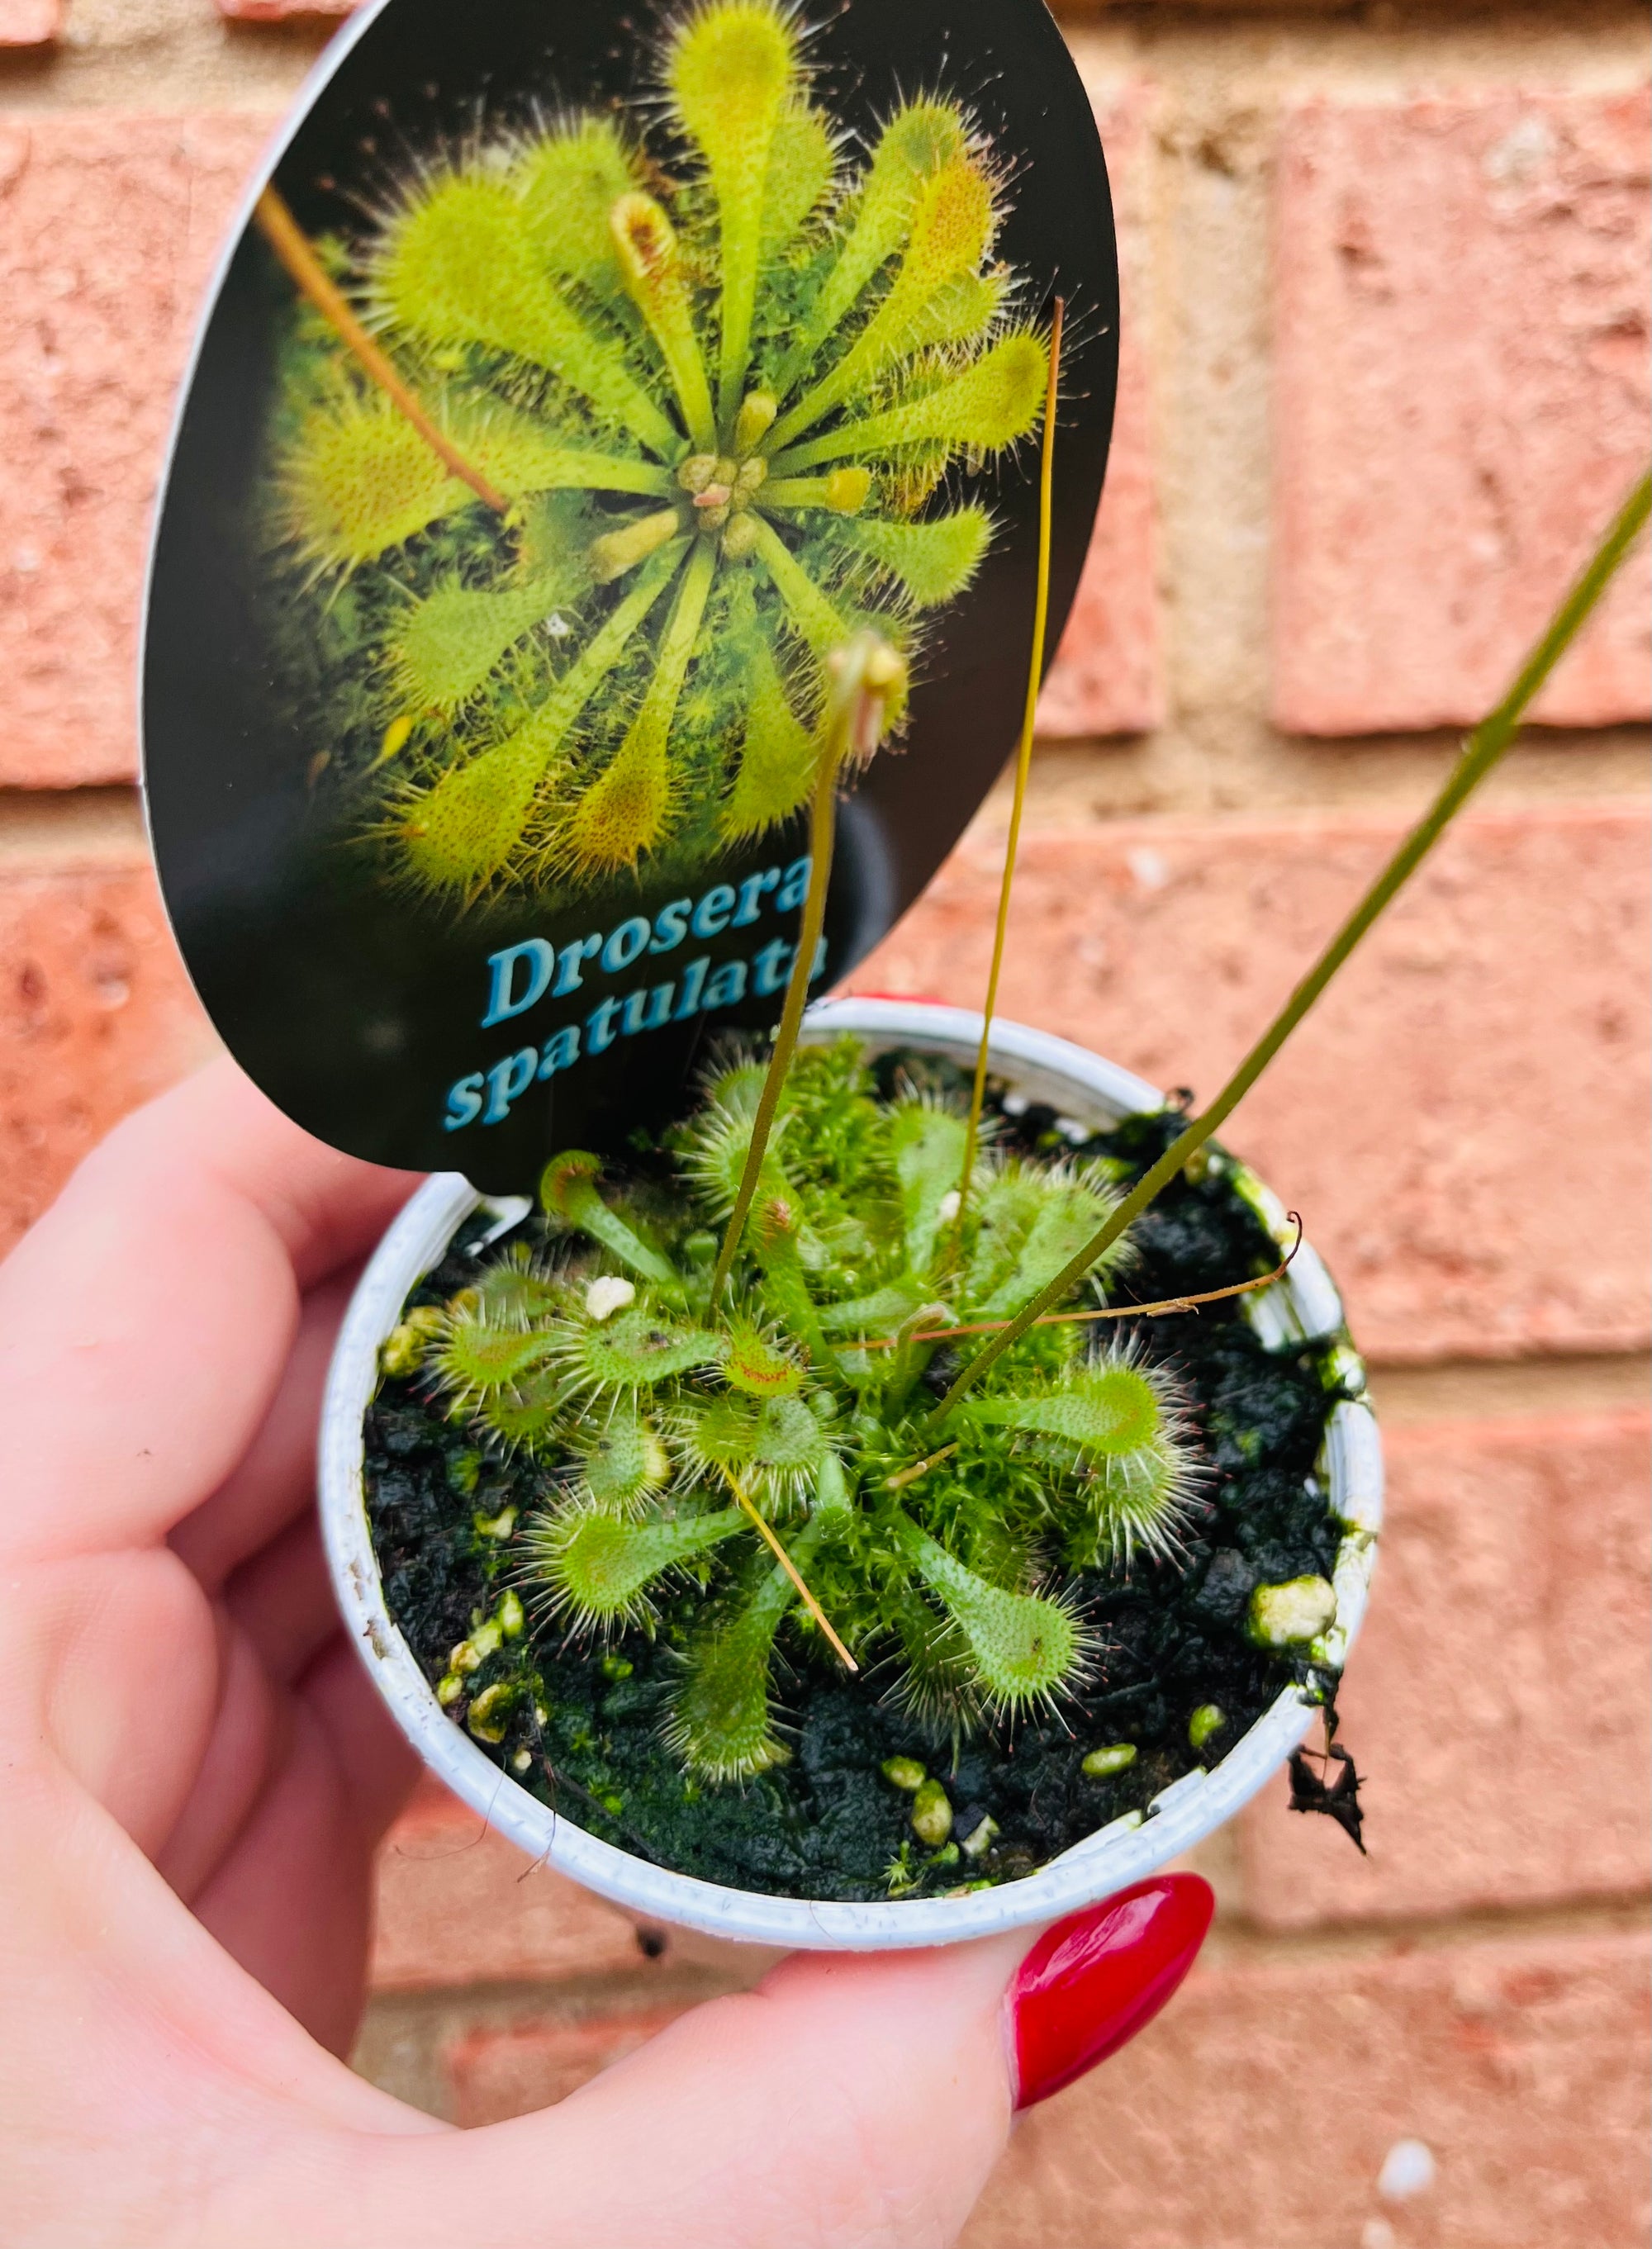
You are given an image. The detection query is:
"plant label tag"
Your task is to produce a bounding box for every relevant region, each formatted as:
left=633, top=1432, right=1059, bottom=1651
left=143, top=0, right=1119, bottom=1186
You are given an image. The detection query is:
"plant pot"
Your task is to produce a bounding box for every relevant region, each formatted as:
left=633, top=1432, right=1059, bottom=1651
left=320, top=997, right=1381, bottom=1951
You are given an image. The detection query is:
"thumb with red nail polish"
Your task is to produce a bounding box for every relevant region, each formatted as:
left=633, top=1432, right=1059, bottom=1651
left=1009, top=1872, right=1215, bottom=2109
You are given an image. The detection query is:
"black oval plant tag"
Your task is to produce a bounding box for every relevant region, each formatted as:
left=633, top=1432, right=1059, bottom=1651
left=143, top=0, right=1118, bottom=1186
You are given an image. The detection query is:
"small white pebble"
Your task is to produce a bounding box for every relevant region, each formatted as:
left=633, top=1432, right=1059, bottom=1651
left=1360, top=2220, right=1397, bottom=2249
left=585, top=1275, right=637, bottom=1322
left=1378, top=2138, right=1436, bottom=2202
left=960, top=1814, right=999, bottom=1859
left=1001, top=1092, right=1028, bottom=1117
left=936, top=1189, right=961, bottom=1223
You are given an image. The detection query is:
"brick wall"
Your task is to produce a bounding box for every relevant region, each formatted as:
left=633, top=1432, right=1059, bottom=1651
left=2, top=3, right=1647, bottom=2242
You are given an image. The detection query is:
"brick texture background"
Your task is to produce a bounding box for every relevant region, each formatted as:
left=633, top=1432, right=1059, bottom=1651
left=1272, top=89, right=1651, bottom=736
left=1, top=4, right=1647, bottom=2244
left=0, top=835, right=212, bottom=1241
left=0, top=111, right=273, bottom=787
left=1037, top=78, right=1165, bottom=738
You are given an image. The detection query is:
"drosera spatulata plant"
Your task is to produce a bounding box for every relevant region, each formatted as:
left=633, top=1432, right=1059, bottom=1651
left=256, top=0, right=1051, bottom=904
left=396, top=1028, right=1212, bottom=1782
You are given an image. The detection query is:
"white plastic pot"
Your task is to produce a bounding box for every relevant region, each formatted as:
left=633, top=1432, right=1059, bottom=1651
left=320, top=999, right=1381, bottom=1951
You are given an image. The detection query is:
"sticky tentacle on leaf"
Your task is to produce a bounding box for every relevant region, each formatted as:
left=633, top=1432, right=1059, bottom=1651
left=768, top=154, right=997, bottom=450
left=776, top=97, right=973, bottom=391
left=397, top=541, right=686, bottom=894
left=374, top=172, right=681, bottom=458
left=560, top=538, right=719, bottom=873
left=667, top=0, right=800, bottom=425
left=531, top=1502, right=748, bottom=1632
left=767, top=330, right=1049, bottom=474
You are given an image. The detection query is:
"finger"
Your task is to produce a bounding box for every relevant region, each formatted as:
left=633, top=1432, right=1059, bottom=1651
left=188, top=1674, right=387, bottom=2059
left=299, top=1877, right=1213, bottom=2249
left=0, top=1058, right=419, bottom=1563
left=224, top=1513, right=339, bottom=1690
left=152, top=1615, right=282, bottom=1900
left=480, top=1936, right=1026, bottom=2249
left=115, top=1057, right=422, bottom=1291
left=156, top=1617, right=415, bottom=1928
left=171, top=1270, right=357, bottom=1592
left=297, top=1632, right=422, bottom=1847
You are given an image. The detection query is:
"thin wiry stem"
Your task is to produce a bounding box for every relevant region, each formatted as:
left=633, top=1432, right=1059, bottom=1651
left=952, top=298, right=1063, bottom=1247
left=928, top=467, right=1652, bottom=1428
left=254, top=187, right=509, bottom=515
left=710, top=634, right=906, bottom=1302
left=717, top=1468, right=857, bottom=1671
left=863, top=1216, right=1302, bottom=1349
left=884, top=1443, right=958, bottom=1492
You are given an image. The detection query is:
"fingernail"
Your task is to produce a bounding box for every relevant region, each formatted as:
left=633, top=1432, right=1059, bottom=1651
left=1009, top=1873, right=1214, bottom=2110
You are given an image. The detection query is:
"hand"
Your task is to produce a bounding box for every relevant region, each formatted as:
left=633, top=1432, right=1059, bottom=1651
left=0, top=1058, right=1210, bottom=2248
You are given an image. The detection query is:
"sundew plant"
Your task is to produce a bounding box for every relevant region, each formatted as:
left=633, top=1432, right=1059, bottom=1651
left=391, top=1037, right=1211, bottom=1781
left=368, top=441, right=1651, bottom=1842
left=266, top=0, right=1049, bottom=904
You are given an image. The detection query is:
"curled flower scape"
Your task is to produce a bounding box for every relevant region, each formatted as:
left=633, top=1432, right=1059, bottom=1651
left=268, top=0, right=1051, bottom=902
left=393, top=1039, right=1206, bottom=1784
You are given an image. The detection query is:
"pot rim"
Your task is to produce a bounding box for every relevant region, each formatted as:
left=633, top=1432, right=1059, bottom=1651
left=319, top=998, right=1382, bottom=1950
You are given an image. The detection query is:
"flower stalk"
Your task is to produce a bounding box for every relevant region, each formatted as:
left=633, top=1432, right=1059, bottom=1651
left=953, top=297, right=1065, bottom=1242
left=254, top=185, right=508, bottom=514
left=710, top=631, right=906, bottom=1299
left=929, top=466, right=1652, bottom=1426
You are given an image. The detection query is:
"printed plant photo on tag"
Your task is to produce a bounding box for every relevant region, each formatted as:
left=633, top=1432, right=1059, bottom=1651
left=145, top=0, right=1118, bottom=1184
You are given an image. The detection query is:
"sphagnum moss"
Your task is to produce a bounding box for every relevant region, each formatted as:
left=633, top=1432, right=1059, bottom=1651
left=381, top=1037, right=1210, bottom=1783
left=267, top=0, right=1047, bottom=902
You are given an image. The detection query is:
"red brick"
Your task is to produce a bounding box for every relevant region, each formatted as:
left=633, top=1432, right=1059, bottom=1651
left=444, top=2005, right=690, bottom=2127
left=1037, top=80, right=1165, bottom=740
left=0, top=0, right=62, bottom=44
left=0, top=113, right=275, bottom=788
left=370, top=1775, right=662, bottom=1992
left=1241, top=1411, right=1651, bottom=1929
left=964, top=1927, right=1650, bottom=2249
left=850, top=803, right=1651, bottom=1362
left=0, top=848, right=212, bottom=1254
left=1272, top=91, right=1651, bottom=735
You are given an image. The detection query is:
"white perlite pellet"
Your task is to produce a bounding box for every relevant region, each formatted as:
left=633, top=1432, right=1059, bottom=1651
left=1378, top=2138, right=1437, bottom=2201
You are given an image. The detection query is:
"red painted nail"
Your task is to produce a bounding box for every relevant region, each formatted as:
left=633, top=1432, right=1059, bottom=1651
left=1009, top=1874, right=1214, bottom=2109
